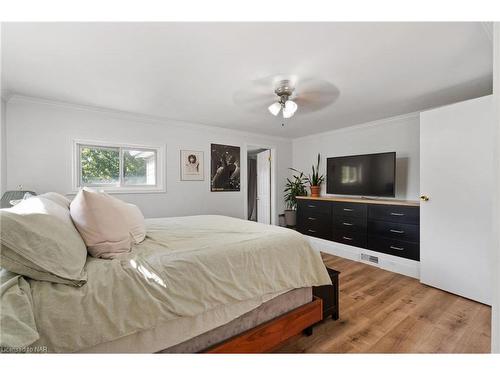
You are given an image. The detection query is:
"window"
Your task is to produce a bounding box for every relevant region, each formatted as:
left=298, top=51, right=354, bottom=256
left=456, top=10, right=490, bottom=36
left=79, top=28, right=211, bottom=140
left=73, top=141, right=165, bottom=193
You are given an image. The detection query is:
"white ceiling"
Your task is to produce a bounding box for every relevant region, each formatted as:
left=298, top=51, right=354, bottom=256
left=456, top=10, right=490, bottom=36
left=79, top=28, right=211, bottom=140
left=1, top=22, right=493, bottom=138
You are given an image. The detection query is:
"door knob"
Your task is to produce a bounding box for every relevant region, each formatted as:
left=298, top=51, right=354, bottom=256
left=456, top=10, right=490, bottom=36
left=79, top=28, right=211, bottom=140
left=420, top=195, right=429, bottom=201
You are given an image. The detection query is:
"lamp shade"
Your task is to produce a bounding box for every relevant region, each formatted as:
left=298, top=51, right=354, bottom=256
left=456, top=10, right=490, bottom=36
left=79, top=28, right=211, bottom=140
left=283, top=100, right=298, bottom=118
left=268, top=102, right=281, bottom=116
left=1, top=191, right=37, bottom=208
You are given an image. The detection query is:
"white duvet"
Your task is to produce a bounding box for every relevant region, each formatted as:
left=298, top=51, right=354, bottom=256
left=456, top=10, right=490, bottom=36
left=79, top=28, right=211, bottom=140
left=1, top=215, right=331, bottom=353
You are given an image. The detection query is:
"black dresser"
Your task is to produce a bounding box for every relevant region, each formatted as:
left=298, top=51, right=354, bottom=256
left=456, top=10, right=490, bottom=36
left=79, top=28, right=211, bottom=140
left=297, top=197, right=420, bottom=261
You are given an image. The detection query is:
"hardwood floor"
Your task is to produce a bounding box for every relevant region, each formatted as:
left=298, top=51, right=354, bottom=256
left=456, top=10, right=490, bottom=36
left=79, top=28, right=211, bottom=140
left=274, top=253, right=491, bottom=353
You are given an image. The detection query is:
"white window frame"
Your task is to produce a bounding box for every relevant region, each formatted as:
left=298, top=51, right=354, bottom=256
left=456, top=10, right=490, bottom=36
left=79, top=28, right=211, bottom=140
left=72, top=139, right=166, bottom=194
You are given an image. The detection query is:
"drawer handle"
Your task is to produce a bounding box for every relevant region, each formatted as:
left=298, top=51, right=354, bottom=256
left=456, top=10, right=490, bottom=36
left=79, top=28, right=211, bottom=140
left=308, top=205, right=316, bottom=208
left=343, top=208, right=354, bottom=212
left=390, top=229, right=405, bottom=234
left=342, top=236, right=353, bottom=241
left=308, top=229, right=317, bottom=233
left=342, top=222, right=353, bottom=226
left=390, top=212, right=405, bottom=216
left=390, top=245, right=405, bottom=251
left=308, top=217, right=317, bottom=221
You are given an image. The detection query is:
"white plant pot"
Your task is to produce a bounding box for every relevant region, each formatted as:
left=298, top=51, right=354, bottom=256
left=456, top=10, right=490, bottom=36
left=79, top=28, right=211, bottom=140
left=284, top=210, right=296, bottom=227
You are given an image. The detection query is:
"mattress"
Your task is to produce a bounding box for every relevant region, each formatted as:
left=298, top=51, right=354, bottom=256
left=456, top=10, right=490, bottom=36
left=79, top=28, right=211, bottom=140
left=81, top=287, right=311, bottom=353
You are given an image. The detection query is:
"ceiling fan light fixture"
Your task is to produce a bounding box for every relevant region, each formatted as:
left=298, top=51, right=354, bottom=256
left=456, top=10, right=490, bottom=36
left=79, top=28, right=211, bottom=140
left=268, top=102, right=281, bottom=116
left=282, top=108, right=293, bottom=119
left=282, top=100, right=298, bottom=118
left=285, top=100, right=297, bottom=113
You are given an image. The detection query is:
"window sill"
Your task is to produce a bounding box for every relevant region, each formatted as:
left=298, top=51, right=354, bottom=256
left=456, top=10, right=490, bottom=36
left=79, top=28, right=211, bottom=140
left=70, top=186, right=166, bottom=195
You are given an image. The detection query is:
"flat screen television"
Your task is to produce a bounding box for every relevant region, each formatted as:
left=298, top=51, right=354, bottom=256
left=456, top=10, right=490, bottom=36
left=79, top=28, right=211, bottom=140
left=326, top=152, right=396, bottom=197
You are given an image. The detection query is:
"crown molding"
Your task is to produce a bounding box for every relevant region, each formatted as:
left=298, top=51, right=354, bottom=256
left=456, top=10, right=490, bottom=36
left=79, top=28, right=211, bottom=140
left=6, top=94, right=292, bottom=143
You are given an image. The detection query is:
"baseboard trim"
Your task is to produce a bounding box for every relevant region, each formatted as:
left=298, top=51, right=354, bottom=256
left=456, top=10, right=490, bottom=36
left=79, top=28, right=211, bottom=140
left=307, top=236, right=420, bottom=279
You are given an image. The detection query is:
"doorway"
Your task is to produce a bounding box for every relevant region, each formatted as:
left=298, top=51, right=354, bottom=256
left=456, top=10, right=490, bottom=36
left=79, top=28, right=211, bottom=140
left=247, top=146, right=271, bottom=224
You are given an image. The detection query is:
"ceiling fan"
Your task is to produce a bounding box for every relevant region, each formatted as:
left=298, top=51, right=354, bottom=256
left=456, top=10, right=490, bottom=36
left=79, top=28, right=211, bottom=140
left=233, top=75, right=339, bottom=124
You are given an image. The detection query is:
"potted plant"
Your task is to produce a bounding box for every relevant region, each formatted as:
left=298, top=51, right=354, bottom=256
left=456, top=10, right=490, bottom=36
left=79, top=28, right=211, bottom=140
left=291, top=153, right=325, bottom=198
left=307, top=153, right=325, bottom=197
left=283, top=171, right=307, bottom=227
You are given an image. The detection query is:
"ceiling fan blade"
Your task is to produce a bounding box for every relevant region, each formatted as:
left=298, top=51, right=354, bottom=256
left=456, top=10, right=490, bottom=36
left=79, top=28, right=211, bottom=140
left=295, top=77, right=339, bottom=96
left=294, top=90, right=340, bottom=113
left=233, top=75, right=277, bottom=112
left=233, top=90, right=275, bottom=106
left=292, top=78, right=340, bottom=113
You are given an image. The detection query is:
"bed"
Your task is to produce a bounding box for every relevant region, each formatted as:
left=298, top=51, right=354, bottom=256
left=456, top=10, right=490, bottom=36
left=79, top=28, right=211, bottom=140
left=1, top=215, right=331, bottom=353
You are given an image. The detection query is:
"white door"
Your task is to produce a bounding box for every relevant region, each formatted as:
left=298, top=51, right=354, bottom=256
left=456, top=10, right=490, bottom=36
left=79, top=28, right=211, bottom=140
left=256, top=150, right=271, bottom=224
left=420, top=95, right=494, bottom=305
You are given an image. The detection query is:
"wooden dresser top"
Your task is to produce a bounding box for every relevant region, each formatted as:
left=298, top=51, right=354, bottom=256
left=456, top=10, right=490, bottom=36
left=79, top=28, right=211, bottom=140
left=296, top=195, right=420, bottom=207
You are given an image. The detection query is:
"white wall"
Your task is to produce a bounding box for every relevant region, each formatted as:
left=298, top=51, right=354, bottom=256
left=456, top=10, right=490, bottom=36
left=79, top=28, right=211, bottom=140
left=292, top=113, right=420, bottom=200
left=1, top=98, right=6, bottom=195
left=492, top=22, right=500, bottom=354
left=5, top=96, right=292, bottom=220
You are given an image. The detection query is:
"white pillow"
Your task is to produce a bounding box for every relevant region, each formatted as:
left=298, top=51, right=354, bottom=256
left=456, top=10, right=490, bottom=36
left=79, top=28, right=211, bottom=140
left=39, top=192, right=71, bottom=209
left=121, top=203, right=146, bottom=244
left=70, top=189, right=131, bottom=259
left=85, top=190, right=146, bottom=244
left=0, top=196, right=88, bottom=286
left=10, top=195, right=73, bottom=228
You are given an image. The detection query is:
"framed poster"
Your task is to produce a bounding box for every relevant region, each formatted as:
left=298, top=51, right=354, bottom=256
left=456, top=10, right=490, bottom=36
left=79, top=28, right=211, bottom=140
left=180, top=150, right=204, bottom=181
left=210, top=143, right=240, bottom=192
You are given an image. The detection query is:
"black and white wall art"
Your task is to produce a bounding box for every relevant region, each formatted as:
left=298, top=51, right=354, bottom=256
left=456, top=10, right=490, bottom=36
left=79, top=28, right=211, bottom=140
left=180, top=150, right=204, bottom=181
left=210, top=143, right=240, bottom=191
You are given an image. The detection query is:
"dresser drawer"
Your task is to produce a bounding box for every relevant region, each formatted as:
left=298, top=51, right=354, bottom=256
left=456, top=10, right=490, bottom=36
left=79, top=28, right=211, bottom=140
left=297, top=199, right=332, bottom=215
left=333, top=214, right=367, bottom=233
left=300, top=224, right=332, bottom=240
left=367, top=236, right=419, bottom=261
left=368, top=220, right=419, bottom=242
left=332, top=229, right=366, bottom=248
left=299, top=216, right=332, bottom=231
left=297, top=214, right=332, bottom=240
left=368, top=204, right=419, bottom=225
left=299, top=210, right=331, bottom=223
left=332, top=202, right=367, bottom=219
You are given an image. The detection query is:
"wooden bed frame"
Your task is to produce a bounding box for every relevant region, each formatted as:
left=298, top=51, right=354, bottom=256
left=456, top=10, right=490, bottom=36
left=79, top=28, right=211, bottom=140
left=204, top=297, right=323, bottom=353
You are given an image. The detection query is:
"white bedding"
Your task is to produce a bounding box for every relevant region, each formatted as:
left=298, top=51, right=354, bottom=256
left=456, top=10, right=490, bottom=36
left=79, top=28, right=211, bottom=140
left=1, top=215, right=331, bottom=353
